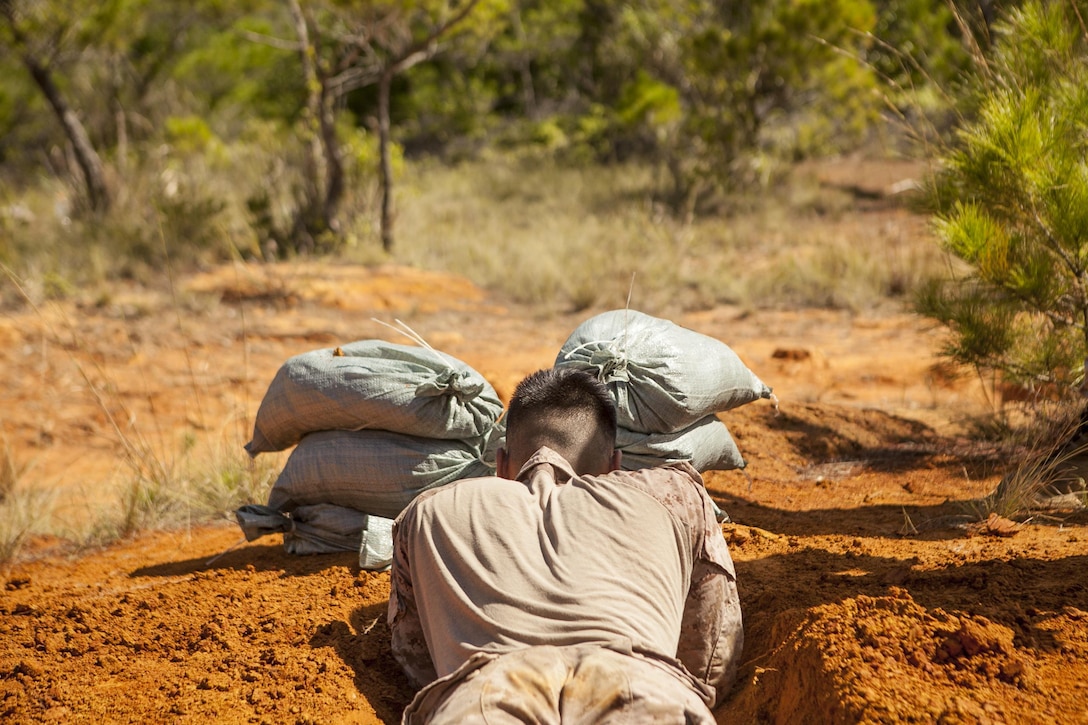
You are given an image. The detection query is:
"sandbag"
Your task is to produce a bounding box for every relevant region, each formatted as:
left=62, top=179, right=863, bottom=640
left=246, top=340, right=504, bottom=456
left=266, top=429, right=493, bottom=519
left=617, top=415, right=745, bottom=472
left=284, top=504, right=370, bottom=556
left=555, top=309, right=772, bottom=434
left=233, top=503, right=395, bottom=568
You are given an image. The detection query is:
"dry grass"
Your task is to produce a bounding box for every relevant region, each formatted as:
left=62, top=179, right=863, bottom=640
left=387, top=155, right=943, bottom=314
left=968, top=403, right=1088, bottom=521
left=0, top=437, right=53, bottom=565
left=2, top=152, right=943, bottom=316
left=82, top=437, right=281, bottom=547
left=0, top=264, right=278, bottom=561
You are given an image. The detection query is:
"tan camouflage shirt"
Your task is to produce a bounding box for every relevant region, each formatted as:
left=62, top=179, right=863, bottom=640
left=387, top=446, right=743, bottom=707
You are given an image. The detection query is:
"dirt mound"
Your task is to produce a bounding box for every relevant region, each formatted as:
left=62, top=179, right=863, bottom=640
left=1, top=528, right=411, bottom=723
left=730, top=590, right=1042, bottom=724
left=2, top=263, right=1087, bottom=724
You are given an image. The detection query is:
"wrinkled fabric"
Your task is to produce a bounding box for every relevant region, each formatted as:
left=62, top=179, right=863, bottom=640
left=388, top=446, right=743, bottom=720
left=401, top=644, right=717, bottom=725
left=233, top=503, right=394, bottom=557
left=616, top=414, right=746, bottom=472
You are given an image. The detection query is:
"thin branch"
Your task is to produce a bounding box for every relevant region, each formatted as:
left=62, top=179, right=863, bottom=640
left=237, top=27, right=301, bottom=52
left=1029, top=203, right=1077, bottom=267
left=328, top=63, right=383, bottom=96
left=389, top=46, right=434, bottom=77
left=1026, top=201, right=1088, bottom=316
left=992, top=279, right=1084, bottom=334
left=388, top=0, right=483, bottom=76
left=1070, top=0, right=1088, bottom=42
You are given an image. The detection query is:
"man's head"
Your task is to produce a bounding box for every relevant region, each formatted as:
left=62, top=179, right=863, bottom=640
left=497, top=367, right=620, bottom=478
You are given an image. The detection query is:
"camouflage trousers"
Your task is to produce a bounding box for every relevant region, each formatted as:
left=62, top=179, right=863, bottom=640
left=401, top=643, right=715, bottom=725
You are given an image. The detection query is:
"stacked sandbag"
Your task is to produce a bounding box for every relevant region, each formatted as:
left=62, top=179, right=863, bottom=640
left=554, top=309, right=772, bottom=473
left=265, top=429, right=492, bottom=518
left=245, top=339, right=503, bottom=455
left=615, top=416, right=746, bottom=472
left=238, top=339, right=503, bottom=565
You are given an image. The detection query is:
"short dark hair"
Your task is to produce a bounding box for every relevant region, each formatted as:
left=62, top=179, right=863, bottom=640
left=504, top=367, right=617, bottom=474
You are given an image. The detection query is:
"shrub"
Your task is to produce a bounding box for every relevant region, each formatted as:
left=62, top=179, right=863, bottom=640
left=918, top=0, right=1088, bottom=403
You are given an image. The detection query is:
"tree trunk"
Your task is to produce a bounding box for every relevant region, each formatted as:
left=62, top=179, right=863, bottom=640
left=378, top=71, right=394, bottom=253
left=288, top=0, right=343, bottom=245
left=1, top=3, right=110, bottom=212
left=23, top=53, right=111, bottom=213
left=288, top=0, right=325, bottom=225
left=114, top=97, right=128, bottom=173
left=509, top=2, right=536, bottom=118
left=318, top=83, right=343, bottom=234
left=1082, top=305, right=1088, bottom=394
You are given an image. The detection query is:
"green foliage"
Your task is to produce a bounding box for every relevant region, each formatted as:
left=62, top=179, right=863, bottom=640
left=486, top=0, right=585, bottom=113
left=398, top=62, right=499, bottom=147
left=919, top=0, right=1088, bottom=397
left=164, top=115, right=218, bottom=154
left=172, top=16, right=304, bottom=122
left=0, top=58, right=47, bottom=171
left=626, top=0, right=884, bottom=210
left=616, top=71, right=681, bottom=128
left=870, top=0, right=969, bottom=96
left=0, top=0, right=975, bottom=267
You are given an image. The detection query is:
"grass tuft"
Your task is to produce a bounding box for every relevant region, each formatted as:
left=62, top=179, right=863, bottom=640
left=85, top=436, right=281, bottom=547
left=0, top=439, right=53, bottom=565
left=2, top=263, right=276, bottom=561
left=968, top=403, right=1088, bottom=521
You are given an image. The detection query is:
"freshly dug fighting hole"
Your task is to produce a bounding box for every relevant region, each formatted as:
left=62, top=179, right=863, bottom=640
left=721, top=589, right=1031, bottom=724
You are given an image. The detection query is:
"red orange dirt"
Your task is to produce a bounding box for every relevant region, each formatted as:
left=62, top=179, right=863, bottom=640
left=2, top=262, right=1087, bottom=724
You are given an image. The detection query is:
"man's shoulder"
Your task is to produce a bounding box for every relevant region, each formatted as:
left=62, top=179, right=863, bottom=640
left=591, top=463, right=707, bottom=510
left=600, top=462, right=704, bottom=490
left=395, top=473, right=506, bottom=521
left=594, top=464, right=732, bottom=574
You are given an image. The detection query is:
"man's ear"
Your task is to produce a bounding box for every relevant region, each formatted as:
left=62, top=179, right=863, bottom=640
left=610, top=450, right=622, bottom=473
left=496, top=447, right=509, bottom=479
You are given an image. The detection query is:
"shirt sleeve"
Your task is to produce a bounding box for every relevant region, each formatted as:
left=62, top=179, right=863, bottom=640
left=387, top=505, right=439, bottom=690
left=676, top=546, right=743, bottom=706
left=668, top=465, right=744, bottom=707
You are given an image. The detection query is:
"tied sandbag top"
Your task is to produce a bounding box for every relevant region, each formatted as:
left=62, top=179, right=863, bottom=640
left=246, top=339, right=503, bottom=456
left=587, top=346, right=632, bottom=381
left=556, top=309, right=772, bottom=434
left=417, top=367, right=486, bottom=399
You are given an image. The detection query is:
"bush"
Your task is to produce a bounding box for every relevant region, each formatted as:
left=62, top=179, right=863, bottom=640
left=918, top=0, right=1088, bottom=403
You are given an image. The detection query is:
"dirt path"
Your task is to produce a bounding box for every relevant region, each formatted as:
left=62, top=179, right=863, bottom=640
left=2, top=263, right=1086, bottom=724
